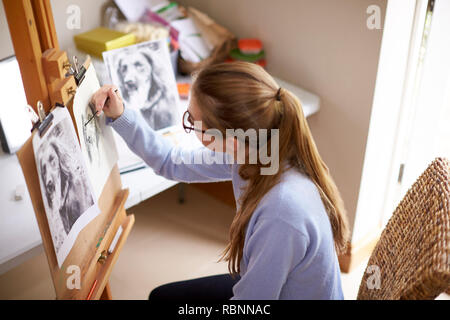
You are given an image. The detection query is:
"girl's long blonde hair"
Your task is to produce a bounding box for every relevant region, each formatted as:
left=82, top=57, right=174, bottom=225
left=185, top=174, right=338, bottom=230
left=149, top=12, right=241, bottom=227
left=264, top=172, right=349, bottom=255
left=191, top=61, right=349, bottom=274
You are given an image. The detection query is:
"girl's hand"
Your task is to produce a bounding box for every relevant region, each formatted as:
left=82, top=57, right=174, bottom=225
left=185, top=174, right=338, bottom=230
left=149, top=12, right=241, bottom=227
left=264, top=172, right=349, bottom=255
left=90, top=85, right=124, bottom=120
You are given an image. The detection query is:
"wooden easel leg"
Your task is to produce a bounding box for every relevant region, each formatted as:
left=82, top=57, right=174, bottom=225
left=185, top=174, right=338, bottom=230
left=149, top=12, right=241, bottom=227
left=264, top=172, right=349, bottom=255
left=100, top=282, right=113, bottom=300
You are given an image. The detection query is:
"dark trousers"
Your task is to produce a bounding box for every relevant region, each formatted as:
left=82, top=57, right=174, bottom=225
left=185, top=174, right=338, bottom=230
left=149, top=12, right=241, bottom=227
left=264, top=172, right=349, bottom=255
left=148, top=274, right=240, bottom=301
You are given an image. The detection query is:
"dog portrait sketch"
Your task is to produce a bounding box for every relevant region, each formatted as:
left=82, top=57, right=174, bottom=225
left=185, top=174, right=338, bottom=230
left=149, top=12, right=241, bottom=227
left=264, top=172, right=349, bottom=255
left=81, top=103, right=102, bottom=168
left=37, top=118, right=94, bottom=253
left=104, top=40, right=179, bottom=131
left=72, top=63, right=119, bottom=199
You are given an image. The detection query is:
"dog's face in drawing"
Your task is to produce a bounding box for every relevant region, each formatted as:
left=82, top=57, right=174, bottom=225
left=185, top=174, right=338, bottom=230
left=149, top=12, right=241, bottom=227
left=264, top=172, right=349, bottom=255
left=118, top=52, right=152, bottom=106
left=40, top=143, right=62, bottom=210
left=82, top=105, right=101, bottom=165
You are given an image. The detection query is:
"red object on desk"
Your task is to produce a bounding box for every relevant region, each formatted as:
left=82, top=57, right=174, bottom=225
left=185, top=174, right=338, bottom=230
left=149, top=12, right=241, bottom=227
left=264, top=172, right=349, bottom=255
left=238, top=38, right=263, bottom=54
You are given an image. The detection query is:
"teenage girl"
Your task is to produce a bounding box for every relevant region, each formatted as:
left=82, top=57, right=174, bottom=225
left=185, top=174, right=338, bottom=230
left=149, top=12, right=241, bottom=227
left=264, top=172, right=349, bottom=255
left=91, top=61, right=349, bottom=300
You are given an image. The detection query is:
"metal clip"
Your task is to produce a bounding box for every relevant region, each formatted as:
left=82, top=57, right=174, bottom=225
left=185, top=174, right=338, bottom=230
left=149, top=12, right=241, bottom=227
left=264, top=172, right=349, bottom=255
left=63, top=61, right=71, bottom=70
left=38, top=112, right=53, bottom=137
left=35, top=102, right=65, bottom=136
left=37, top=101, right=46, bottom=123
left=72, top=55, right=79, bottom=74
left=97, top=250, right=108, bottom=264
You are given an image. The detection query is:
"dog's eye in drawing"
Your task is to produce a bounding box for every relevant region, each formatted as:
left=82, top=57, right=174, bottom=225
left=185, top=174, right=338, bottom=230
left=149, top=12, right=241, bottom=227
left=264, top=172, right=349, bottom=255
left=48, top=155, right=57, bottom=169
left=120, top=64, right=127, bottom=75
left=86, top=136, right=93, bottom=144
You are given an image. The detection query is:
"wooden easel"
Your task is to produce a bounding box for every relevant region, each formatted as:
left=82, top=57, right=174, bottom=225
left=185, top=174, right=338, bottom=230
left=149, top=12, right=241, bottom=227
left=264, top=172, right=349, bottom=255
left=3, top=0, right=135, bottom=299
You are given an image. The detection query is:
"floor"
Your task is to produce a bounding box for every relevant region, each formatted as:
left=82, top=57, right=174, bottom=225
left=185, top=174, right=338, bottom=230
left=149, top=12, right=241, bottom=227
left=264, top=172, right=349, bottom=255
left=0, top=184, right=448, bottom=300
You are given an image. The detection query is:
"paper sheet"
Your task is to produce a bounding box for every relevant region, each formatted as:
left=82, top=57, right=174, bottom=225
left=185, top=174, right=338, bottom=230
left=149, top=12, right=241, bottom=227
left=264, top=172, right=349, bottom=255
left=114, top=0, right=169, bottom=22
left=33, top=107, right=100, bottom=267
left=171, top=18, right=213, bottom=62
left=73, top=64, right=119, bottom=199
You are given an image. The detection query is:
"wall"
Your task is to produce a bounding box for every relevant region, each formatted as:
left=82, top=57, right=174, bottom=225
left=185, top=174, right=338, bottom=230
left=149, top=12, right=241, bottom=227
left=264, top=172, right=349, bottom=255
left=49, top=0, right=109, bottom=51
left=178, top=0, right=387, bottom=237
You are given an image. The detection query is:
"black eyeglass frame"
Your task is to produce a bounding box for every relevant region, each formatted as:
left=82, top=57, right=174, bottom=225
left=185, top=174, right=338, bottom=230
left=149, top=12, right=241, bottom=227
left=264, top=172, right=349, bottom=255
left=182, top=110, right=206, bottom=134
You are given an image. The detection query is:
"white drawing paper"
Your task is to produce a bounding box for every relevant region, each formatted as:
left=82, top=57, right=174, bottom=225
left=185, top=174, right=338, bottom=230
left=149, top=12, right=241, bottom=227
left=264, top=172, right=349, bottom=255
left=33, top=107, right=100, bottom=267
left=73, top=64, right=119, bottom=198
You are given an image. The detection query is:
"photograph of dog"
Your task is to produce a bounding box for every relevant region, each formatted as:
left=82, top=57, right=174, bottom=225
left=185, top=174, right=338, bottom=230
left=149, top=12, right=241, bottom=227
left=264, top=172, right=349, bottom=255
left=103, top=39, right=180, bottom=131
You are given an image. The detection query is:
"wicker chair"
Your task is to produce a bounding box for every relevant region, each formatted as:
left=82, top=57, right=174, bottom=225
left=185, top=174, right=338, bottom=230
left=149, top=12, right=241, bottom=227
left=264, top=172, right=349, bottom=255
left=357, top=157, right=450, bottom=299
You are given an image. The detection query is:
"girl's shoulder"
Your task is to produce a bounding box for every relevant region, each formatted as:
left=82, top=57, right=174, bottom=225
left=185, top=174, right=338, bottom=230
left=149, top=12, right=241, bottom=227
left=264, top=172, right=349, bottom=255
left=262, top=168, right=324, bottom=212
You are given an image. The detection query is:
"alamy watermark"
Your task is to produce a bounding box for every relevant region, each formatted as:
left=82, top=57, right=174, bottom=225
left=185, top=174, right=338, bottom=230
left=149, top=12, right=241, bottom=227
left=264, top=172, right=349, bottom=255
left=66, top=5, right=81, bottom=30
left=66, top=265, right=81, bottom=289
left=366, top=5, right=382, bottom=30
left=173, top=120, right=280, bottom=175
left=57, top=264, right=81, bottom=290
left=366, top=264, right=381, bottom=290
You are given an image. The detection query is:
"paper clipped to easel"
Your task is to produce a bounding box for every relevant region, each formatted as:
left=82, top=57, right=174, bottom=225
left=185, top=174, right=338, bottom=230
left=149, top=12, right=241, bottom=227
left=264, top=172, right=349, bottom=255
left=72, top=64, right=119, bottom=199
left=33, top=107, right=100, bottom=267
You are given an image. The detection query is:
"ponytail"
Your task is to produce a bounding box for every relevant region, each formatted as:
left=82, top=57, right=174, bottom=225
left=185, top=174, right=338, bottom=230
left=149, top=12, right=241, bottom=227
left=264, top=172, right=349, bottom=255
left=279, top=88, right=349, bottom=255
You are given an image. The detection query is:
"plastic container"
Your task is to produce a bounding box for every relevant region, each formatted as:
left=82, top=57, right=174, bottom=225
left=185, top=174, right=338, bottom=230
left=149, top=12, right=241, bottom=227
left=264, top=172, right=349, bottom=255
left=238, top=38, right=263, bottom=55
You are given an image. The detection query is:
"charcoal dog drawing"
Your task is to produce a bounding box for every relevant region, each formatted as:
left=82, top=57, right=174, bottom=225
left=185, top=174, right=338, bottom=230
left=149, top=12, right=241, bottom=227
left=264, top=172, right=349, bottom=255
left=104, top=39, right=179, bottom=131
left=37, top=118, right=94, bottom=252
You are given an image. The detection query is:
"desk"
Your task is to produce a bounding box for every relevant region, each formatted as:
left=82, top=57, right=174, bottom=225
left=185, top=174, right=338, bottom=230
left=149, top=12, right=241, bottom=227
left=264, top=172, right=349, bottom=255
left=0, top=74, right=320, bottom=275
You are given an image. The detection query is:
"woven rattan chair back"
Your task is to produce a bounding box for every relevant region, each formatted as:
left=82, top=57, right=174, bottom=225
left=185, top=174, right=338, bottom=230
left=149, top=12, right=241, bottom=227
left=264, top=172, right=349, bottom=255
left=357, top=157, right=450, bottom=299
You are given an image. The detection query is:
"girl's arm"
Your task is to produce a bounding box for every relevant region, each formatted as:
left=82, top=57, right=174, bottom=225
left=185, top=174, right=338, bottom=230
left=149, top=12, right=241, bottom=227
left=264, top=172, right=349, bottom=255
left=109, top=107, right=232, bottom=183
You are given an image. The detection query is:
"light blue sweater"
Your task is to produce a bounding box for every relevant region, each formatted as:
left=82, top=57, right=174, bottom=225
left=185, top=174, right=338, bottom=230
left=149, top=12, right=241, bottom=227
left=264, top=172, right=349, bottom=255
left=110, top=108, right=344, bottom=300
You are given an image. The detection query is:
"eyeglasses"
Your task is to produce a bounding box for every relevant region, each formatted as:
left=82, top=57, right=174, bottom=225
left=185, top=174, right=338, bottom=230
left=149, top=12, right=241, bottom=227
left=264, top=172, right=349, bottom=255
left=182, top=110, right=206, bottom=134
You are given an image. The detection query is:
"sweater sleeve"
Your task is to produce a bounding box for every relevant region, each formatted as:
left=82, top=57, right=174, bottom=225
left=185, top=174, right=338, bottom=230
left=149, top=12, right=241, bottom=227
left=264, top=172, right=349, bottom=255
left=109, top=108, right=232, bottom=183
left=231, top=218, right=309, bottom=300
